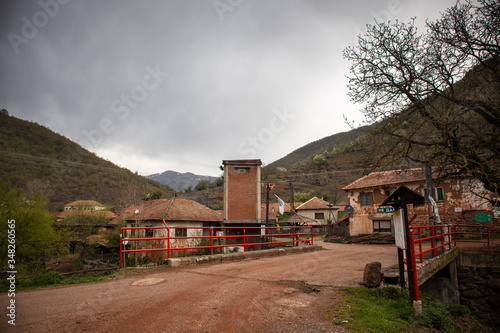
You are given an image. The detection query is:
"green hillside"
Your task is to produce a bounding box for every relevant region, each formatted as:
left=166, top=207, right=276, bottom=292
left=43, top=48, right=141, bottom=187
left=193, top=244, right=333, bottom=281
left=0, top=112, right=174, bottom=211
left=265, top=124, right=374, bottom=171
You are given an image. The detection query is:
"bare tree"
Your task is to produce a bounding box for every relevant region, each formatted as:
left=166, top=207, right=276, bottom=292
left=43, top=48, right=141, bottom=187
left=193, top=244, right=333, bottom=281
left=343, top=0, right=499, bottom=197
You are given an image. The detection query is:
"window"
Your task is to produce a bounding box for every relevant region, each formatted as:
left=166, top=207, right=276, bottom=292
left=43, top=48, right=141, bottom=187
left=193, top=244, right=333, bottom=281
left=315, top=212, right=325, bottom=219
left=424, top=188, right=444, bottom=201
left=360, top=193, right=373, bottom=206
left=373, top=220, right=391, bottom=233
left=234, top=167, right=250, bottom=173
left=175, top=228, right=187, bottom=237
left=145, top=227, right=154, bottom=238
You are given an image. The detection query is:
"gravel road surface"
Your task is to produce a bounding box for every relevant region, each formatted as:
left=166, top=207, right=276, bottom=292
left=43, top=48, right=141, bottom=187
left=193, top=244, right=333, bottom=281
left=1, top=241, right=398, bottom=332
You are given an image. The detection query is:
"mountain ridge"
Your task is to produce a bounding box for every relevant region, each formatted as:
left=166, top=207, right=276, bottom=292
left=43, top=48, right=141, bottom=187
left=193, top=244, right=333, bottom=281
left=146, top=170, right=216, bottom=191
left=0, top=112, right=175, bottom=211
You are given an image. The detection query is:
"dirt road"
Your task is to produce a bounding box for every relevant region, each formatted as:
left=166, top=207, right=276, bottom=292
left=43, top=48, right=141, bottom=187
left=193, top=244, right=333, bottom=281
left=1, top=241, right=398, bottom=332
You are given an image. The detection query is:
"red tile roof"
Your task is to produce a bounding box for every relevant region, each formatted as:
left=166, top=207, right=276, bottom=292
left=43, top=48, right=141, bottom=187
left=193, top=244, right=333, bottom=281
left=342, top=168, right=427, bottom=191
left=296, top=197, right=338, bottom=211
left=118, top=197, right=223, bottom=223
left=261, top=207, right=278, bottom=221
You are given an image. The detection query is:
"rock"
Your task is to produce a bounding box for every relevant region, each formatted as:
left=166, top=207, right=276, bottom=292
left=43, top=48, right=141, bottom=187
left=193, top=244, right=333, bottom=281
left=363, top=262, right=382, bottom=288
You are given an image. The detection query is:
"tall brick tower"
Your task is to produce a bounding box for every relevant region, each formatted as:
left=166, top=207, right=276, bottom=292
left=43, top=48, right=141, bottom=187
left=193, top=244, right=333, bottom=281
left=222, top=159, right=262, bottom=224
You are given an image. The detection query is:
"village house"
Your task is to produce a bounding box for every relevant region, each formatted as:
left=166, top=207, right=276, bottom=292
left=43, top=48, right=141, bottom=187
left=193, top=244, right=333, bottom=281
left=55, top=200, right=117, bottom=254
left=295, top=197, right=338, bottom=225
left=342, top=168, right=495, bottom=236
left=117, top=197, right=223, bottom=260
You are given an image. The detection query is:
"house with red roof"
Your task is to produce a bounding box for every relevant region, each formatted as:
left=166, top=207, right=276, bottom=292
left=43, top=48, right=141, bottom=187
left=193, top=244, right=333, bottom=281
left=56, top=200, right=117, bottom=235
left=342, top=168, right=496, bottom=236
left=116, top=197, right=223, bottom=259
left=295, top=197, right=338, bottom=226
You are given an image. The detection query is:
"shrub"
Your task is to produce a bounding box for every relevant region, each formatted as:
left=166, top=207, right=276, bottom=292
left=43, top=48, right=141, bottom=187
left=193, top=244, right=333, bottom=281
left=32, top=271, right=64, bottom=286
left=447, top=303, right=470, bottom=317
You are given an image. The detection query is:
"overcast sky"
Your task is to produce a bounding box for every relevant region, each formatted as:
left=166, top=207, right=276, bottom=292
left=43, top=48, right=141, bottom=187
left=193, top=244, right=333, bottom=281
left=1, top=0, right=457, bottom=177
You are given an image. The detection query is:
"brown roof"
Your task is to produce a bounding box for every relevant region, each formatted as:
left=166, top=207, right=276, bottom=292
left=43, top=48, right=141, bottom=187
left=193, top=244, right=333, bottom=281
left=296, top=197, right=338, bottom=211
left=279, top=214, right=317, bottom=225
left=119, top=197, right=223, bottom=223
left=223, top=159, right=262, bottom=166
left=342, top=168, right=427, bottom=191
left=260, top=207, right=278, bottom=221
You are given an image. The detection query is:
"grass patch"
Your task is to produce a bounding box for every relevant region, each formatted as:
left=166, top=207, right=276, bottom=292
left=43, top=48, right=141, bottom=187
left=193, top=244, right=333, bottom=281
left=1, top=270, right=119, bottom=292
left=325, top=287, right=483, bottom=333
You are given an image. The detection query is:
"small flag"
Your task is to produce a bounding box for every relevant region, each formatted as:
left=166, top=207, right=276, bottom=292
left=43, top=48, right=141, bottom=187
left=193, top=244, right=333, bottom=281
left=268, top=183, right=275, bottom=190
left=275, top=194, right=285, bottom=215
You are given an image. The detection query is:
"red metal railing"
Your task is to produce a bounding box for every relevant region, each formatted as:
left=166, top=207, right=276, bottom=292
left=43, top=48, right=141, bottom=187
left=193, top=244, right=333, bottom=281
left=119, top=225, right=313, bottom=267
left=403, top=224, right=490, bottom=301
left=410, top=224, right=490, bottom=263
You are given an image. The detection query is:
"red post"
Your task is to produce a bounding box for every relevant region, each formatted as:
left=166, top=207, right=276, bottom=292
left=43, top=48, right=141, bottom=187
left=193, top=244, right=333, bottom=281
left=119, top=230, right=123, bottom=267
left=270, top=227, right=273, bottom=249
left=431, top=227, right=436, bottom=257
left=418, top=228, right=423, bottom=263
left=243, top=228, right=246, bottom=251
left=440, top=226, right=444, bottom=253
left=167, top=227, right=171, bottom=258
left=453, top=224, right=457, bottom=247
left=310, top=225, right=313, bottom=245
left=210, top=227, right=213, bottom=255
left=409, top=231, right=420, bottom=301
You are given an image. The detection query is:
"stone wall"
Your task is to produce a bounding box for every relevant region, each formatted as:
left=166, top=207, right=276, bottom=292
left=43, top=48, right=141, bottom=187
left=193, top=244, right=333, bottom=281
left=457, top=252, right=500, bottom=331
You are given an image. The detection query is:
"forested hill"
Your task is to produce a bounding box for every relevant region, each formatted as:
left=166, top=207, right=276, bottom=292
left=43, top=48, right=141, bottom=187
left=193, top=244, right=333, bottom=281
left=0, top=112, right=174, bottom=211
left=265, top=124, right=374, bottom=172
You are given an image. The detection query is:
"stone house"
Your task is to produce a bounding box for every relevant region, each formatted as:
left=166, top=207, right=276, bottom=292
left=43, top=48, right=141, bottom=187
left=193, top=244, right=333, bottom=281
left=342, top=168, right=495, bottom=236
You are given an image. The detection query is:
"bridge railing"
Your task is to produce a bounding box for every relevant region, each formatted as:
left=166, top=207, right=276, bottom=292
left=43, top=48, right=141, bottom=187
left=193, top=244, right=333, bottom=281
left=410, top=224, right=490, bottom=263
left=119, top=225, right=313, bottom=267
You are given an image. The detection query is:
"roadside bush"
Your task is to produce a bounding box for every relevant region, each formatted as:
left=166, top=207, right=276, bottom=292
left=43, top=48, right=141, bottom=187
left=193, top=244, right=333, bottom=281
left=32, top=271, right=64, bottom=286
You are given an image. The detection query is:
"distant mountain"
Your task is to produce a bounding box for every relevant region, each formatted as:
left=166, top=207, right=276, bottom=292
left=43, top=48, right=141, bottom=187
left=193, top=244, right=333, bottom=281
left=147, top=170, right=216, bottom=191
left=0, top=112, right=175, bottom=211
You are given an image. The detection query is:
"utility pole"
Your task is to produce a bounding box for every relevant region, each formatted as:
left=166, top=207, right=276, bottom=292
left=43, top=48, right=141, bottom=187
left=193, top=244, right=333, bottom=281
left=265, top=183, right=270, bottom=229
left=289, top=181, right=294, bottom=210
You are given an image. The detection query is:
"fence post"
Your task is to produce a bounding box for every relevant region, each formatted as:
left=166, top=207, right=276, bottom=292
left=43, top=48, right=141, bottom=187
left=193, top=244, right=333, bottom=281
left=310, top=225, right=313, bottom=245
left=210, top=227, right=213, bottom=255
left=418, top=228, right=423, bottom=263
left=409, top=230, right=421, bottom=312
left=243, top=228, right=246, bottom=251
left=431, top=227, right=435, bottom=257
left=167, top=227, right=171, bottom=258
left=119, top=229, right=123, bottom=268
left=440, top=225, right=444, bottom=253
left=270, top=227, right=273, bottom=249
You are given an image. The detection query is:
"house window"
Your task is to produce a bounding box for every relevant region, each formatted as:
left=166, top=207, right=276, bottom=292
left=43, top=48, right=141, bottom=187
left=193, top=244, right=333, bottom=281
left=360, top=193, right=373, bottom=206
left=424, top=188, right=444, bottom=201
left=145, top=227, right=154, bottom=238
left=175, top=228, right=187, bottom=237
left=373, top=220, right=391, bottom=233
left=315, top=212, right=325, bottom=219
left=234, top=167, right=250, bottom=173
